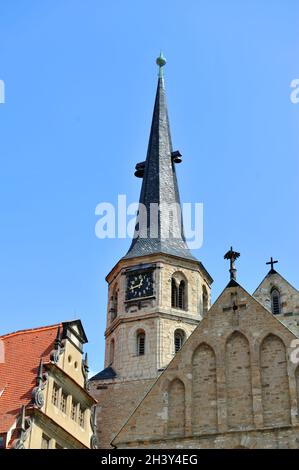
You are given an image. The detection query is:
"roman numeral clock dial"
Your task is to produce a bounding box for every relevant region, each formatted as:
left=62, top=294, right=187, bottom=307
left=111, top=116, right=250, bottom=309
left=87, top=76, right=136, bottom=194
left=126, top=271, right=153, bottom=300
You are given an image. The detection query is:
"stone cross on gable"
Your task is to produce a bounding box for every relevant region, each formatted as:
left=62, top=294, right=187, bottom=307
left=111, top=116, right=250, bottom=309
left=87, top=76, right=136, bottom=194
left=266, top=257, right=278, bottom=271
left=222, top=291, right=240, bottom=326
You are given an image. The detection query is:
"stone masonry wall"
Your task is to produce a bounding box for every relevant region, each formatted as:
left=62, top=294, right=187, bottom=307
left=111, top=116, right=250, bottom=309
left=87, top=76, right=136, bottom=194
left=89, top=378, right=154, bottom=449
left=112, top=284, right=299, bottom=449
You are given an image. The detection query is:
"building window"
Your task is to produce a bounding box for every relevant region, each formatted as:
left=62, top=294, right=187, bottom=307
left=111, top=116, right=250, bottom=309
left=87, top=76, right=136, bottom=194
left=51, top=383, right=59, bottom=407
left=78, top=406, right=85, bottom=429
left=171, top=275, right=187, bottom=310
left=110, top=338, right=115, bottom=365
left=137, top=331, right=145, bottom=356
left=71, top=399, right=78, bottom=421
left=110, top=286, right=118, bottom=321
left=171, top=278, right=178, bottom=308
left=271, top=288, right=281, bottom=315
left=41, top=434, right=51, bottom=449
left=60, top=390, right=67, bottom=414
left=178, top=280, right=186, bottom=310
left=174, top=329, right=185, bottom=353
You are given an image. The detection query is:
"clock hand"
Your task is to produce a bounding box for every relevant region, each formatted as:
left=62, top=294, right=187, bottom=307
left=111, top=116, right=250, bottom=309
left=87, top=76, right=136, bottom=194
left=129, top=280, right=143, bottom=291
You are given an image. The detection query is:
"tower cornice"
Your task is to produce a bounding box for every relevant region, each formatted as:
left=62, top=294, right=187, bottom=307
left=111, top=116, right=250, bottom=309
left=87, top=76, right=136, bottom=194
left=105, top=252, right=213, bottom=286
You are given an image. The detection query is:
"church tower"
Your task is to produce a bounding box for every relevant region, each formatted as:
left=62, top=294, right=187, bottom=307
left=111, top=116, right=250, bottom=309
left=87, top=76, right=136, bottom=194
left=89, top=55, right=212, bottom=448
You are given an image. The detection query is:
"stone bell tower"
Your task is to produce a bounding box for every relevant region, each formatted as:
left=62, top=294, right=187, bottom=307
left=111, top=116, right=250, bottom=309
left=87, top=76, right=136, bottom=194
left=89, top=54, right=213, bottom=448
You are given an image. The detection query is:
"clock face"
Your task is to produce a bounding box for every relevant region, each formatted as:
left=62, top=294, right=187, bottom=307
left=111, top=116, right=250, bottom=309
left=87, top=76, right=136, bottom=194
left=126, top=271, right=153, bottom=300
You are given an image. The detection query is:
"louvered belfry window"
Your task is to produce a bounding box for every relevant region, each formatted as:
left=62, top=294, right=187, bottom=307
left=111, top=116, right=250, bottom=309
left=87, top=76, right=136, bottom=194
left=178, top=281, right=185, bottom=310
left=111, top=287, right=118, bottom=322
left=172, top=277, right=187, bottom=310
left=137, top=332, right=145, bottom=356
left=171, top=278, right=178, bottom=308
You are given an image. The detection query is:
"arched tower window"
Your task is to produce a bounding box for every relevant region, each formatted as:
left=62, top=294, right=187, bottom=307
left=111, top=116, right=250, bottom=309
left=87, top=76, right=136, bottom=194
left=110, top=286, right=118, bottom=322
left=178, top=281, right=186, bottom=310
left=202, top=285, right=208, bottom=316
left=174, top=329, right=185, bottom=353
left=109, top=339, right=115, bottom=365
left=137, top=331, right=145, bottom=356
left=171, top=279, right=178, bottom=308
left=171, top=273, right=187, bottom=310
left=271, top=288, right=281, bottom=315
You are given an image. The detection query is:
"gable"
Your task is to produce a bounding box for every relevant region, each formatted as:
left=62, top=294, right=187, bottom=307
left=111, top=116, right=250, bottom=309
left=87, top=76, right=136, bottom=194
left=112, top=283, right=299, bottom=447
left=253, top=271, right=299, bottom=315
left=253, top=272, right=299, bottom=336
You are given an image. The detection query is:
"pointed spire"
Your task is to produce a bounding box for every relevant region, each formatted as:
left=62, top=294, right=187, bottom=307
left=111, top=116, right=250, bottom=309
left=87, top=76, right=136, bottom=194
left=125, top=55, right=196, bottom=261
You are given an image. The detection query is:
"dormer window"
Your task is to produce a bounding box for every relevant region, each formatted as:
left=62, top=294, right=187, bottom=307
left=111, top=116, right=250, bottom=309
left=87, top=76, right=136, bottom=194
left=271, top=288, right=281, bottom=315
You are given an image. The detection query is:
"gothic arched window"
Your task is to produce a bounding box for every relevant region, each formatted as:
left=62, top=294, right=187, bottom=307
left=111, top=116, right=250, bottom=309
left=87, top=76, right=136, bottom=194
left=178, top=281, right=186, bottom=310
left=137, top=331, right=145, bottom=356
left=174, top=329, right=185, bottom=353
left=171, top=275, right=187, bottom=310
left=171, top=278, right=178, bottom=308
left=110, top=286, right=118, bottom=322
left=271, top=288, right=281, bottom=315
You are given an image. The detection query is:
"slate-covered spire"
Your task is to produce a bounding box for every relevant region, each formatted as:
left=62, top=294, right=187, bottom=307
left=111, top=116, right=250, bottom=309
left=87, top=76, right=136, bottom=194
left=124, top=54, right=196, bottom=261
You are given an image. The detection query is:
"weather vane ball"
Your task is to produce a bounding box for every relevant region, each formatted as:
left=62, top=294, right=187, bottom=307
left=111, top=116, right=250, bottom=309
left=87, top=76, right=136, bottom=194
left=156, top=52, right=166, bottom=68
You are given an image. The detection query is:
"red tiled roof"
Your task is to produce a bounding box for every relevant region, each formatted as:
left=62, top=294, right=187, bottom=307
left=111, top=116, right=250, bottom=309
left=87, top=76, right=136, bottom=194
left=0, top=323, right=61, bottom=434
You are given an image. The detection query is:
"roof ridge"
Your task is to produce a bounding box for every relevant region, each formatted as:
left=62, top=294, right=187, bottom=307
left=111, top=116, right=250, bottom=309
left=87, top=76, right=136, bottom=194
left=0, top=323, right=62, bottom=340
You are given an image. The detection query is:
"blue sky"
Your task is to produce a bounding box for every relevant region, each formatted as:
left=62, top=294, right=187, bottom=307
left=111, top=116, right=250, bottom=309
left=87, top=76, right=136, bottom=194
left=0, top=0, right=298, bottom=375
